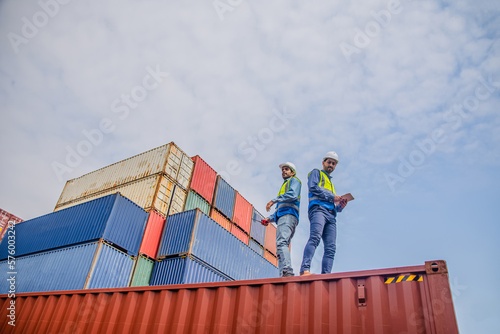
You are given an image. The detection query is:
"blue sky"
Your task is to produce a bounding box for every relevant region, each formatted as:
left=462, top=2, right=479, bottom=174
left=1, top=0, right=499, bottom=332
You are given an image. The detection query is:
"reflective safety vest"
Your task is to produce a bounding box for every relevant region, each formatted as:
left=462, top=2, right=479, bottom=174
left=276, top=176, right=301, bottom=217
left=308, top=169, right=336, bottom=210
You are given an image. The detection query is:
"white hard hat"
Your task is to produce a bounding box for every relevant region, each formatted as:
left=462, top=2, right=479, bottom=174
left=324, top=151, right=339, bottom=163
left=279, top=162, right=297, bottom=174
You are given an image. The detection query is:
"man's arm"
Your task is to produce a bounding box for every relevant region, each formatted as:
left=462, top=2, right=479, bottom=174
left=308, top=169, right=339, bottom=203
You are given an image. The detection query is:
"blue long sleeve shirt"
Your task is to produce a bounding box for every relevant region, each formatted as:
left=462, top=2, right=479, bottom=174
left=269, top=177, right=301, bottom=222
left=308, top=169, right=344, bottom=214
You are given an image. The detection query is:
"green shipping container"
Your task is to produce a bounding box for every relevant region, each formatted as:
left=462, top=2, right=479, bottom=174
left=183, top=191, right=210, bottom=215
left=130, top=256, right=155, bottom=287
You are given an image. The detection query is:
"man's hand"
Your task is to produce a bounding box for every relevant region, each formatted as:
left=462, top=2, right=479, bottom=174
left=261, top=218, right=270, bottom=226
left=340, top=198, right=348, bottom=209
left=333, top=195, right=342, bottom=204
left=266, top=200, right=274, bottom=212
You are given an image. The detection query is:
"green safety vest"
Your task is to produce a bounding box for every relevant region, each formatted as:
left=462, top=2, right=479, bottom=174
left=308, top=169, right=336, bottom=209
left=276, top=176, right=301, bottom=213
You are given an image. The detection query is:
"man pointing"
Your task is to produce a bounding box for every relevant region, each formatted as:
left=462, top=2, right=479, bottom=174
left=263, top=162, right=301, bottom=277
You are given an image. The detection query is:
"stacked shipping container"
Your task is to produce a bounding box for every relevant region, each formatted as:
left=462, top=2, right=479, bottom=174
left=1, top=142, right=278, bottom=293
left=153, top=209, right=277, bottom=282
left=0, top=194, right=148, bottom=293
left=186, top=156, right=277, bottom=264
left=54, top=142, right=193, bottom=217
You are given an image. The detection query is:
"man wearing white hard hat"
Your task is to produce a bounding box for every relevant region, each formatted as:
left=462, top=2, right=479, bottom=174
left=300, top=152, right=348, bottom=276
left=262, top=162, right=302, bottom=277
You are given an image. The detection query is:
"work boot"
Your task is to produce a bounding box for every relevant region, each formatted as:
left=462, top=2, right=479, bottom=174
left=282, top=272, right=295, bottom=277
left=300, top=270, right=312, bottom=276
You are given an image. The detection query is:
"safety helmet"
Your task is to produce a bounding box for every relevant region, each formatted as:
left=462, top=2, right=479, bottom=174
left=323, top=151, right=339, bottom=163
left=279, top=162, right=297, bottom=174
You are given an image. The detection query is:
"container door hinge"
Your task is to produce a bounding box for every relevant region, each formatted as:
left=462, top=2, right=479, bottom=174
left=357, top=279, right=366, bottom=307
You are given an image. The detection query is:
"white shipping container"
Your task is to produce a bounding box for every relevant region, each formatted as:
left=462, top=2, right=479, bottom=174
left=55, top=174, right=176, bottom=217
left=177, top=154, right=195, bottom=190
left=168, top=186, right=187, bottom=216
left=56, top=143, right=192, bottom=207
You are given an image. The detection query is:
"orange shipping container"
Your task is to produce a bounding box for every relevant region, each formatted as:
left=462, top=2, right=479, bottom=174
left=210, top=208, right=232, bottom=232
left=264, top=223, right=277, bottom=255
left=231, top=224, right=249, bottom=245
left=264, top=249, right=278, bottom=266
left=0, top=260, right=459, bottom=333
left=232, top=192, right=252, bottom=234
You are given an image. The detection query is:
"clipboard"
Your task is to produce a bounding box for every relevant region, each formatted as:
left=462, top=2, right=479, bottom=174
left=340, top=193, right=354, bottom=202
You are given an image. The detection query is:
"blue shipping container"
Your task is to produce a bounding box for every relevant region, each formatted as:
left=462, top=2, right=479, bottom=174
left=248, top=238, right=264, bottom=256
left=150, top=254, right=232, bottom=286
left=0, top=241, right=134, bottom=293
left=213, top=176, right=236, bottom=219
left=250, top=208, right=266, bottom=246
left=157, top=209, right=278, bottom=280
left=0, top=193, right=148, bottom=260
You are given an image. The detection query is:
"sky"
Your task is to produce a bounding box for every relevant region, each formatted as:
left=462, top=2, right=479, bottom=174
left=0, top=0, right=499, bottom=332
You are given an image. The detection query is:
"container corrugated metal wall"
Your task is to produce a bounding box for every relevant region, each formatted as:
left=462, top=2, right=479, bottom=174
left=183, top=190, right=210, bottom=216
left=189, top=155, right=217, bottom=203
left=248, top=238, right=264, bottom=256
left=0, top=241, right=133, bottom=293
left=250, top=207, right=266, bottom=246
left=139, top=210, right=166, bottom=260
left=0, top=260, right=459, bottom=334
left=129, top=256, right=155, bottom=287
left=56, top=143, right=185, bottom=206
left=157, top=210, right=198, bottom=257
left=264, top=222, right=277, bottom=255
left=231, top=224, right=249, bottom=245
left=150, top=254, right=232, bottom=286
left=213, top=176, right=236, bottom=220
left=55, top=174, right=176, bottom=218
left=168, top=186, right=187, bottom=215
left=85, top=242, right=135, bottom=289
left=264, top=249, right=278, bottom=267
left=0, top=242, right=98, bottom=293
left=0, top=193, right=147, bottom=259
left=210, top=208, right=232, bottom=231
left=176, top=153, right=194, bottom=190
left=157, top=209, right=277, bottom=280
left=232, top=192, right=252, bottom=234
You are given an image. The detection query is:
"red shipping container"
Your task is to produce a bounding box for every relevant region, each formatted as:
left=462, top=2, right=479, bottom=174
left=0, top=260, right=459, bottom=333
left=0, top=209, right=23, bottom=243
left=232, top=192, right=252, bottom=234
left=264, top=249, right=278, bottom=267
left=210, top=208, right=231, bottom=232
left=138, top=210, right=166, bottom=259
left=230, top=223, right=249, bottom=245
left=264, top=223, right=277, bottom=255
left=189, top=156, right=217, bottom=203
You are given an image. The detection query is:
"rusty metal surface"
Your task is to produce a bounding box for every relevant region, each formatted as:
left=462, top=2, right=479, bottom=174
left=55, top=143, right=181, bottom=206
left=55, top=174, right=176, bottom=217
left=0, top=260, right=458, bottom=334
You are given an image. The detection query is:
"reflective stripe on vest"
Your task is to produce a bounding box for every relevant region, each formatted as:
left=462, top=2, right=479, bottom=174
left=308, top=169, right=335, bottom=203
left=276, top=177, right=301, bottom=212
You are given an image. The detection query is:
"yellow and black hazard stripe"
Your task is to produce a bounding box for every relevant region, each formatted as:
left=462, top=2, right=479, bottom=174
left=384, top=274, right=423, bottom=284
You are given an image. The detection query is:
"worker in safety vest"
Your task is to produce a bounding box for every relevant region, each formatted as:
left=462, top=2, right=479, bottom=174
left=262, top=162, right=302, bottom=277
left=300, top=152, right=348, bottom=276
